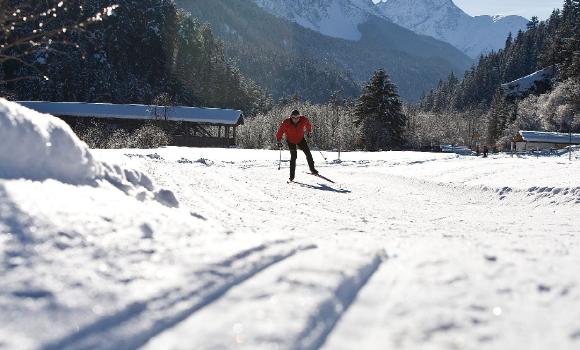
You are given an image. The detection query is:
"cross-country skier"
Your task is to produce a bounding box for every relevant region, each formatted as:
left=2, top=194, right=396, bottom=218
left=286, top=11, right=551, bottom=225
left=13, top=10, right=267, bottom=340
left=276, top=109, right=318, bottom=181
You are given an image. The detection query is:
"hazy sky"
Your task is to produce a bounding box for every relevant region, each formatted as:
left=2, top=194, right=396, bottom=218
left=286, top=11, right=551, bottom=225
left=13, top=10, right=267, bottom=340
left=373, top=0, right=564, bottom=20
left=453, top=0, right=563, bottom=20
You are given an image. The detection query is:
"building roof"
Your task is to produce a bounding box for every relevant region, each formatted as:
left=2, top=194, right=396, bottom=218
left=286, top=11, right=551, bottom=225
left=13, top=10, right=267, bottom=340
left=16, top=101, right=244, bottom=125
left=518, top=130, right=580, bottom=144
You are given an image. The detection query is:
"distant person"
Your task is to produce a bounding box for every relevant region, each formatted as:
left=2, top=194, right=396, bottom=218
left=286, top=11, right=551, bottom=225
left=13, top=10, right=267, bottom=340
left=475, top=145, right=480, bottom=156
left=483, top=145, right=489, bottom=158
left=276, top=109, right=318, bottom=181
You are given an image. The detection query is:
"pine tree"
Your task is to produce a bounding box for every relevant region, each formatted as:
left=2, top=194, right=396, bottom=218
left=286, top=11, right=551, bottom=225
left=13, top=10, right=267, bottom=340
left=354, top=69, right=406, bottom=150
left=505, top=32, right=513, bottom=49
left=487, top=88, right=512, bottom=144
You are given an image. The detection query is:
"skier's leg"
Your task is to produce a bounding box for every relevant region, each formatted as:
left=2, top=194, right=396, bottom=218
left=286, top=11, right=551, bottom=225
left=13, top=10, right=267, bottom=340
left=299, top=139, right=317, bottom=174
left=288, top=142, right=297, bottom=180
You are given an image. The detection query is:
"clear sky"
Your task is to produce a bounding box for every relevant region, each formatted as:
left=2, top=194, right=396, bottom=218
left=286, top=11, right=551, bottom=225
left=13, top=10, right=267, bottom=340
left=373, top=0, right=564, bottom=20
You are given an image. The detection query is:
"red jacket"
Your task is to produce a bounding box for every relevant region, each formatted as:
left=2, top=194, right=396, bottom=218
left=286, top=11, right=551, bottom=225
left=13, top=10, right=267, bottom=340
left=276, top=116, right=312, bottom=144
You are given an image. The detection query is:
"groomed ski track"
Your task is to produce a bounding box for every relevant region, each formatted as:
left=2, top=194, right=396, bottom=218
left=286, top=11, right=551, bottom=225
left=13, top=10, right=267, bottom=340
left=101, top=149, right=580, bottom=350
left=5, top=148, right=578, bottom=350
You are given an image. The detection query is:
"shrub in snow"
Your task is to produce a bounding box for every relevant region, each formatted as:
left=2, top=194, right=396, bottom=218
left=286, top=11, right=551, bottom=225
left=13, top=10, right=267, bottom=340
left=405, top=108, right=486, bottom=148
left=0, top=98, right=102, bottom=183
left=128, top=124, right=171, bottom=149
left=75, top=120, right=111, bottom=149
left=497, top=95, right=544, bottom=146
left=105, top=129, right=131, bottom=149
left=516, top=95, right=543, bottom=131
left=237, top=101, right=358, bottom=151
left=538, top=79, right=580, bottom=132
left=75, top=121, right=171, bottom=149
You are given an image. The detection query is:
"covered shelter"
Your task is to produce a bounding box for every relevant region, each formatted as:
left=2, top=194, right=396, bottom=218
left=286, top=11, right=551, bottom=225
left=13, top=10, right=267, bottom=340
left=512, top=130, right=580, bottom=152
left=17, top=101, right=244, bottom=147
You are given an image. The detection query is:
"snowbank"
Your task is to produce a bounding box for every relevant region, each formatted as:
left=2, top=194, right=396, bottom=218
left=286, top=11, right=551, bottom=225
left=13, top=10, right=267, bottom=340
left=0, top=99, right=178, bottom=207
left=0, top=98, right=101, bottom=183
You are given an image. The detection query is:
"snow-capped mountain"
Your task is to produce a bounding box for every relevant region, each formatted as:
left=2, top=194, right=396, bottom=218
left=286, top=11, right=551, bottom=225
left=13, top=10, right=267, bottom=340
left=253, top=0, right=529, bottom=58
left=253, top=0, right=377, bottom=40
left=177, top=0, right=473, bottom=101
left=374, top=0, right=529, bottom=58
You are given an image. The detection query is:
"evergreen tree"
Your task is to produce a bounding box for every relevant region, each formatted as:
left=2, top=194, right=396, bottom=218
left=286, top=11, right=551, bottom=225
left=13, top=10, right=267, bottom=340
left=505, top=32, right=513, bottom=49
left=487, top=88, right=513, bottom=144
left=354, top=69, right=406, bottom=150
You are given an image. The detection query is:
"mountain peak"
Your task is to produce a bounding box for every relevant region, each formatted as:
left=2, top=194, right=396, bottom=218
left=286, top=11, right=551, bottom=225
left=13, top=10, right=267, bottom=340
left=251, top=0, right=527, bottom=58
left=254, top=0, right=376, bottom=40
left=374, top=0, right=528, bottom=57
left=378, top=0, right=458, bottom=9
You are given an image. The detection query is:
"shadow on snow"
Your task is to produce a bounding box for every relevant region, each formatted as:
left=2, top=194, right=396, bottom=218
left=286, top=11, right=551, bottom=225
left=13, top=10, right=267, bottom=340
left=291, top=181, right=351, bottom=194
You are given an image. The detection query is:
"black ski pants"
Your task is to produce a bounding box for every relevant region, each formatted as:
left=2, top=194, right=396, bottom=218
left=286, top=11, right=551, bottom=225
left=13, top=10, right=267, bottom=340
left=288, top=138, right=316, bottom=180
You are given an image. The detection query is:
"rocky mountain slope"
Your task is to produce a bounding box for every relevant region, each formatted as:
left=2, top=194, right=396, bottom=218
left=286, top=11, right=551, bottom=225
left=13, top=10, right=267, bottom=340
left=176, top=0, right=473, bottom=101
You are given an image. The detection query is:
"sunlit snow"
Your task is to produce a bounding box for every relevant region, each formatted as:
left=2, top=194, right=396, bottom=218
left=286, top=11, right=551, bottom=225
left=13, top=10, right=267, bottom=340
left=1, top=99, right=579, bottom=350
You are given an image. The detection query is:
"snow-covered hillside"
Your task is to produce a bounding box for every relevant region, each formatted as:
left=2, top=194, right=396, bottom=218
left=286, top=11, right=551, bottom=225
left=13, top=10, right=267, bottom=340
left=2, top=100, right=580, bottom=349
left=375, top=0, right=528, bottom=58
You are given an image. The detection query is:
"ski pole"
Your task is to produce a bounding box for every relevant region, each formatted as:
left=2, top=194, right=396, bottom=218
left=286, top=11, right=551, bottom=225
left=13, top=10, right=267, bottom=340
left=309, top=134, right=327, bottom=162
left=278, top=144, right=282, bottom=170
left=317, top=149, right=327, bottom=162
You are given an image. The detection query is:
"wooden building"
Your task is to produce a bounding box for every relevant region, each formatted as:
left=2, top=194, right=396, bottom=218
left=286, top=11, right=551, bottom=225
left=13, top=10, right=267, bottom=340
left=512, top=130, right=580, bottom=152
left=17, top=101, right=244, bottom=147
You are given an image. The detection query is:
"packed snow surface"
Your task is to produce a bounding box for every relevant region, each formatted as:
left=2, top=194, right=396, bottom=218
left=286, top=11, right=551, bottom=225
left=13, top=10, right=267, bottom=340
left=1, top=100, right=580, bottom=350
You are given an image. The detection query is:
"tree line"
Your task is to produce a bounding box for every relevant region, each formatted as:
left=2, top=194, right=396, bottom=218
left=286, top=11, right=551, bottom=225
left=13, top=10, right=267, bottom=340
left=7, top=0, right=576, bottom=152
left=238, top=69, right=407, bottom=152
left=1, top=0, right=409, bottom=151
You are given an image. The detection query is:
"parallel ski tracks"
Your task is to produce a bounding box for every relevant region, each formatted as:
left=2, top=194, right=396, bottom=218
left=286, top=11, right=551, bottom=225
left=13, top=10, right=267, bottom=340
left=140, top=247, right=388, bottom=350
left=42, top=239, right=316, bottom=350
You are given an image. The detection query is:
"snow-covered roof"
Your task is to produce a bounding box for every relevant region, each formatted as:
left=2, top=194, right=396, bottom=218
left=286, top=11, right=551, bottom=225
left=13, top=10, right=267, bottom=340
left=518, top=130, right=580, bottom=144
left=501, top=66, right=557, bottom=98
left=16, top=101, right=244, bottom=125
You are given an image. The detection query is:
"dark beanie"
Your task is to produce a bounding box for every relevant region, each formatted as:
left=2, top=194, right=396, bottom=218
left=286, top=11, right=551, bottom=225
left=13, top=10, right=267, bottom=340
left=291, top=109, right=300, bottom=116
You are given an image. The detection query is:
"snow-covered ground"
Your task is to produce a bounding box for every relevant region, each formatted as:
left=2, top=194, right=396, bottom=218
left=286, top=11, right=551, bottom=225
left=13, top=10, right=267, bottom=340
left=1, top=99, right=580, bottom=350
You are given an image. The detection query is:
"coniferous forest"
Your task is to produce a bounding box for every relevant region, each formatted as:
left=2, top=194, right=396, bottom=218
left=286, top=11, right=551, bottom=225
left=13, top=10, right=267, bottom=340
left=0, top=0, right=269, bottom=116
left=1, top=0, right=579, bottom=151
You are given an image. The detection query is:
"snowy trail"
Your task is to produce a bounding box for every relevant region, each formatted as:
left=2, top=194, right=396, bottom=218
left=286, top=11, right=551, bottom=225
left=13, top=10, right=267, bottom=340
left=98, top=148, right=579, bottom=350
left=2, top=138, right=579, bottom=350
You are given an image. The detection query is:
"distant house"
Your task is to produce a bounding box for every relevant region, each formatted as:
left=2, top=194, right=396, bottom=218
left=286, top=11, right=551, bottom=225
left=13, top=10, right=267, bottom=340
left=501, top=66, right=558, bottom=99
left=512, top=130, right=580, bottom=151
left=17, top=101, right=244, bottom=147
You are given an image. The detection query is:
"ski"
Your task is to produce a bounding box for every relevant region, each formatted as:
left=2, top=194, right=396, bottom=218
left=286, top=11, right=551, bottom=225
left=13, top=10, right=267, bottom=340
left=306, top=172, right=335, bottom=183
